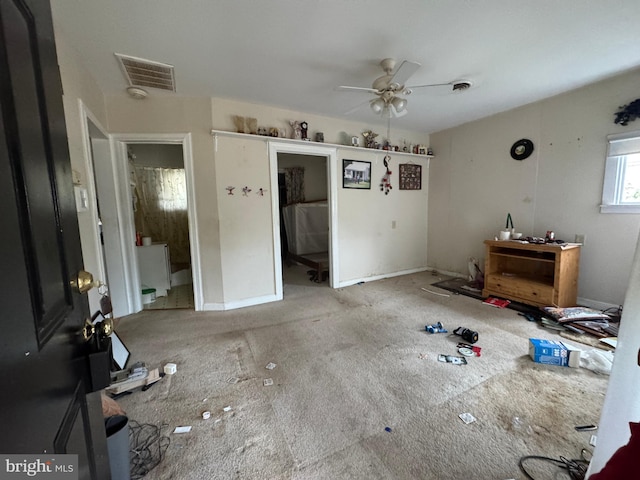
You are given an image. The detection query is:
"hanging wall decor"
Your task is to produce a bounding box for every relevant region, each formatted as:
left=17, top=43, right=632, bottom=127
left=342, top=159, right=371, bottom=189
left=226, top=186, right=235, bottom=195
left=614, top=98, right=640, bottom=126
left=399, top=163, right=422, bottom=190
left=380, top=155, right=392, bottom=195
left=242, top=186, right=252, bottom=196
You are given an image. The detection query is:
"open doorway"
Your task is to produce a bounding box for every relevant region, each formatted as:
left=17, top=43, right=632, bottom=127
left=128, top=144, right=194, bottom=310
left=278, top=152, right=329, bottom=287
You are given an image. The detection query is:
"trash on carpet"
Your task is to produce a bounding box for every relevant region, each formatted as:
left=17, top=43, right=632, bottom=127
left=459, top=413, right=476, bottom=424
left=385, top=427, right=392, bottom=432
left=223, top=406, right=233, bottom=412
left=202, top=411, right=211, bottom=420
left=425, top=321, right=448, bottom=334
left=482, top=296, right=510, bottom=308
left=453, top=326, right=479, bottom=344
left=173, top=426, right=192, bottom=434
left=421, top=287, right=451, bottom=297
left=458, top=347, right=474, bottom=357
left=457, top=343, right=481, bottom=356
left=263, top=378, right=274, bottom=386
left=265, top=362, right=277, bottom=370
left=580, top=348, right=613, bottom=375
left=438, top=354, right=467, bottom=365
left=528, top=338, right=581, bottom=368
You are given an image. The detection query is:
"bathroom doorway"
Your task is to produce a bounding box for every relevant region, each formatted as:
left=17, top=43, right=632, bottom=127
left=128, top=143, right=194, bottom=310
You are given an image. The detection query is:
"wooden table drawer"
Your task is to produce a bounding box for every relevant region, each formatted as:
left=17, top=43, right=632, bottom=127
left=485, top=274, right=555, bottom=304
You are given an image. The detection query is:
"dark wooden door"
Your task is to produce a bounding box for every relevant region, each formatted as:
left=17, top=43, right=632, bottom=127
left=0, top=0, right=109, bottom=478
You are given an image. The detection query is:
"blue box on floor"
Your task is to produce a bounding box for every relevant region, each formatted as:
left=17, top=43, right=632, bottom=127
left=529, top=338, right=580, bottom=368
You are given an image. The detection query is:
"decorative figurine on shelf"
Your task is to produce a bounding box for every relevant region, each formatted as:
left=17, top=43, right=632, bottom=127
left=300, top=121, right=309, bottom=141
left=315, top=132, right=324, bottom=143
left=246, top=117, right=257, bottom=135
left=232, top=115, right=245, bottom=134
left=380, top=155, right=392, bottom=195
left=290, top=120, right=302, bottom=140
left=362, top=130, right=378, bottom=149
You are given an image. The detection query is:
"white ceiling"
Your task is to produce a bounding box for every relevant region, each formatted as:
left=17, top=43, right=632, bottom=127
left=51, top=0, right=640, bottom=134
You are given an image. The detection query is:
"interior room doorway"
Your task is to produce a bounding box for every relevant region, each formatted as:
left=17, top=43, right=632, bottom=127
left=278, top=152, right=329, bottom=287
left=128, top=143, right=194, bottom=310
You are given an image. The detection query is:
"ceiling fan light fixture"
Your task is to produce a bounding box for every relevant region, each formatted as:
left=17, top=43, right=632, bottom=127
left=391, top=96, right=407, bottom=113
left=370, top=98, right=386, bottom=114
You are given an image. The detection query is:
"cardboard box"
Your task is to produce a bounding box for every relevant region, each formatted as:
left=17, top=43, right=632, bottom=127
left=529, top=338, right=581, bottom=368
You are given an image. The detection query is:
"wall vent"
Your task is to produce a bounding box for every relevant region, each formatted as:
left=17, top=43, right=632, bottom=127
left=115, top=53, right=176, bottom=92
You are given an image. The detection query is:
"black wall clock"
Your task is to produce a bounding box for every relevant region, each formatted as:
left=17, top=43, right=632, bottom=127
left=510, top=139, right=534, bottom=160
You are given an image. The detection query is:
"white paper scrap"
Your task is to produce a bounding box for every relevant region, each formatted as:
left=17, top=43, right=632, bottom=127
left=265, top=362, right=277, bottom=370
left=590, top=435, right=597, bottom=447
left=263, top=378, right=274, bottom=386
left=223, top=406, right=232, bottom=412
left=173, top=426, right=192, bottom=434
left=459, top=413, right=476, bottom=424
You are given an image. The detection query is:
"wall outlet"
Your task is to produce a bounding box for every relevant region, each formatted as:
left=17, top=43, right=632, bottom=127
left=575, top=234, right=586, bottom=245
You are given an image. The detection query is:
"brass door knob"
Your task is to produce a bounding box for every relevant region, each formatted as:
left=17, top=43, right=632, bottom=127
left=70, top=270, right=97, bottom=293
left=81, top=318, right=95, bottom=342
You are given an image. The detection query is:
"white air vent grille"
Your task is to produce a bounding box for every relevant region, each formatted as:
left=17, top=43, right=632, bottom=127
left=115, top=53, right=176, bottom=92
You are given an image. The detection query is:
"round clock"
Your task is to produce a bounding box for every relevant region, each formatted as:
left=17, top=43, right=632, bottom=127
left=510, top=139, right=534, bottom=160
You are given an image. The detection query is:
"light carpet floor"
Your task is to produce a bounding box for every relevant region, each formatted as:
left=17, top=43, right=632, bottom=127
left=114, top=271, right=609, bottom=479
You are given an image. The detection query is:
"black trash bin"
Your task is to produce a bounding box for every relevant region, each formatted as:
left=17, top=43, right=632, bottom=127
left=105, top=415, right=131, bottom=480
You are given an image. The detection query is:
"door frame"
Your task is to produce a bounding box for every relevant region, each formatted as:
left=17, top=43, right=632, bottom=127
left=268, top=141, right=339, bottom=291
left=109, top=133, right=203, bottom=312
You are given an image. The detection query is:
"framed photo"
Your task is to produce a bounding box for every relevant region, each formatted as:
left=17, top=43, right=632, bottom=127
left=399, top=163, right=422, bottom=190
left=342, top=159, right=371, bottom=189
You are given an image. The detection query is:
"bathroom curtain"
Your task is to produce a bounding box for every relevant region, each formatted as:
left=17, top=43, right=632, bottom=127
left=133, top=166, right=190, bottom=266
left=284, top=167, right=305, bottom=205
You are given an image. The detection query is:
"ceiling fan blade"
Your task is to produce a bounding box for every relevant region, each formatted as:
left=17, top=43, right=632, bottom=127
left=336, top=85, right=380, bottom=94
left=389, top=60, right=421, bottom=87
left=404, top=82, right=451, bottom=90
left=343, top=98, right=371, bottom=115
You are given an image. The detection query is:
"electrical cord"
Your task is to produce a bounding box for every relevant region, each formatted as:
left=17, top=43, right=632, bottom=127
left=129, top=420, right=170, bottom=479
left=519, top=452, right=590, bottom=480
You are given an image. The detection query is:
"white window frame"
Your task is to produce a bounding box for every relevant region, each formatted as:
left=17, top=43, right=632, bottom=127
left=601, top=130, right=640, bottom=214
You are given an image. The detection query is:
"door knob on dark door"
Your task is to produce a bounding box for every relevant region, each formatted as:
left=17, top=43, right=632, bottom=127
left=70, top=270, right=98, bottom=293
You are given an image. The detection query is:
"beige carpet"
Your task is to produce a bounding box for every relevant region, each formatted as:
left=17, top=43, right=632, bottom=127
left=114, top=272, right=608, bottom=479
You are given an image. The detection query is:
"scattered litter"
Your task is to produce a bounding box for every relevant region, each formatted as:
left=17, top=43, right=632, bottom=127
left=385, top=427, right=392, bottom=432
left=226, top=376, right=240, bottom=384
left=453, top=326, right=479, bottom=344
left=418, top=353, right=428, bottom=359
left=425, top=321, right=448, bottom=334
left=580, top=348, right=613, bottom=375
left=483, top=296, right=510, bottom=308
left=457, top=343, right=482, bottom=356
left=265, top=362, right=277, bottom=370
left=163, top=363, right=177, bottom=375
left=511, top=416, right=533, bottom=434
left=202, top=411, right=211, bottom=420
left=173, top=426, right=192, bottom=434
left=438, top=354, right=467, bottom=365
left=458, top=347, right=474, bottom=357
left=421, top=287, right=450, bottom=297
left=575, top=424, right=597, bottom=432
left=223, top=406, right=233, bottom=412
left=263, top=378, right=274, bottom=386
left=459, top=413, right=476, bottom=424
left=590, top=435, right=597, bottom=447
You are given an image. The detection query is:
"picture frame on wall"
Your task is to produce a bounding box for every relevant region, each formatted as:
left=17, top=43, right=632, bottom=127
left=343, top=159, right=371, bottom=189
left=399, top=163, right=422, bottom=190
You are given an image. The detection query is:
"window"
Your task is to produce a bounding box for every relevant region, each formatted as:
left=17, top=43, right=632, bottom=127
left=601, top=131, right=640, bottom=213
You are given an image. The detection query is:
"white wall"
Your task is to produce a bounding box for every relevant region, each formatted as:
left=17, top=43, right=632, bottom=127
left=429, top=67, right=640, bottom=306
left=53, top=30, right=108, bottom=314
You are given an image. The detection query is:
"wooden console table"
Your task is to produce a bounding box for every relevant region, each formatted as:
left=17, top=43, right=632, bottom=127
left=482, top=240, right=581, bottom=307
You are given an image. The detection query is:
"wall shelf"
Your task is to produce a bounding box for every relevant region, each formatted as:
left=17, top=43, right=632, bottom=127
left=209, top=129, right=434, bottom=159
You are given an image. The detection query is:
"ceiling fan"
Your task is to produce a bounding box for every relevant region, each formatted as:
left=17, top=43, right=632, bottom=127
left=338, top=58, right=472, bottom=118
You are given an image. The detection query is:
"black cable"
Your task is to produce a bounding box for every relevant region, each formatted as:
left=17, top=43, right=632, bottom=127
left=519, top=454, right=589, bottom=480
left=129, top=420, right=170, bottom=479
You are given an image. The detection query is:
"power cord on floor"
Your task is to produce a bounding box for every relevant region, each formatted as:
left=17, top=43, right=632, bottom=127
left=129, top=420, right=170, bottom=479
left=519, top=449, right=591, bottom=480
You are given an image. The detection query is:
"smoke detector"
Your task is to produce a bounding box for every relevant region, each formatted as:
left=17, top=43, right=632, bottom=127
left=126, top=86, right=148, bottom=99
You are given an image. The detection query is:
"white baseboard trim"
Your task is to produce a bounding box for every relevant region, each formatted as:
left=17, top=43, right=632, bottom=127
left=426, top=266, right=467, bottom=279
left=202, top=293, right=282, bottom=311
left=338, top=267, right=431, bottom=288
left=577, top=297, right=620, bottom=313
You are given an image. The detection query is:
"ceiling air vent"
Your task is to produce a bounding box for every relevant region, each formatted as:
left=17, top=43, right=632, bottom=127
left=115, top=53, right=176, bottom=92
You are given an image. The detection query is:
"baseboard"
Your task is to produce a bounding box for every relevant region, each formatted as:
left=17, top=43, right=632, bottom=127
left=577, top=297, right=620, bottom=313
left=426, top=267, right=467, bottom=279
left=337, top=267, right=431, bottom=288
left=202, top=293, right=282, bottom=311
